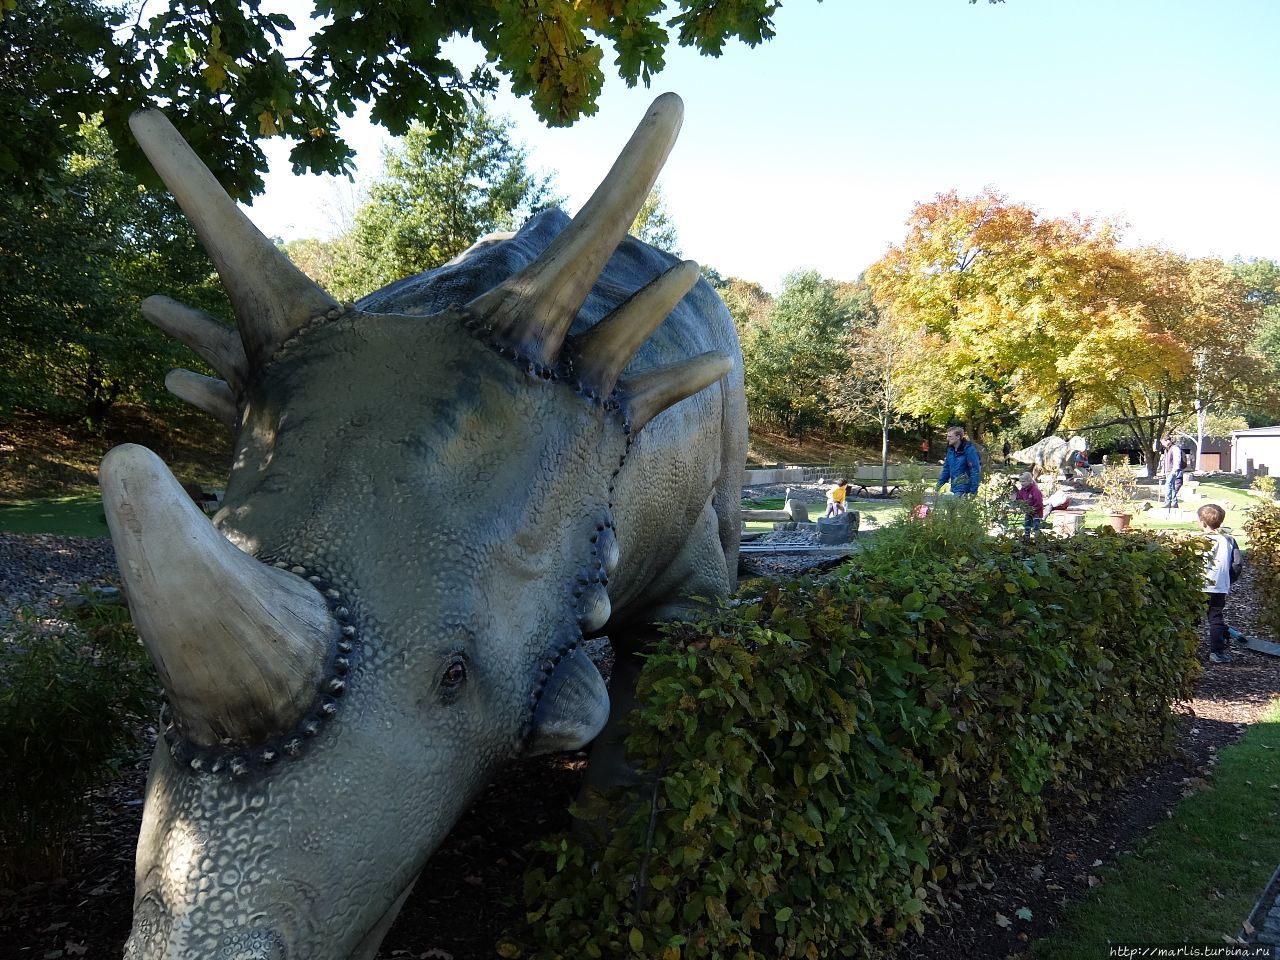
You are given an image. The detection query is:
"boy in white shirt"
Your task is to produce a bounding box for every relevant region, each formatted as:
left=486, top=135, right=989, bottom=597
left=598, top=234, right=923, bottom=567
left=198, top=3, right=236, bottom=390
left=1197, top=503, right=1237, bottom=664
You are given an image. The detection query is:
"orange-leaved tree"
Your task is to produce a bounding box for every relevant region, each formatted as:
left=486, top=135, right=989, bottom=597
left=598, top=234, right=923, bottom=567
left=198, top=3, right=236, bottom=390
left=1092, top=249, right=1267, bottom=474
left=863, top=189, right=1130, bottom=441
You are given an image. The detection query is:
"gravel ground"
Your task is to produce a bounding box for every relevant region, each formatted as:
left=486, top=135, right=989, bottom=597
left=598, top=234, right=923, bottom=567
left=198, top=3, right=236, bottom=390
left=0, top=533, right=118, bottom=636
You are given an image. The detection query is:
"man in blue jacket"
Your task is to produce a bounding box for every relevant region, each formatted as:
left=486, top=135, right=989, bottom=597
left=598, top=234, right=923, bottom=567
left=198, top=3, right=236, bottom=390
left=937, top=425, right=982, bottom=496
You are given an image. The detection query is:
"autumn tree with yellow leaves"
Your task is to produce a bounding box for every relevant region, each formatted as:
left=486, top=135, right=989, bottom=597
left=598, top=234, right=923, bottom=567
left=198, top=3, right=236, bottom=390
left=864, top=190, right=1271, bottom=455
left=863, top=189, right=1135, bottom=441
left=1092, top=249, right=1267, bottom=474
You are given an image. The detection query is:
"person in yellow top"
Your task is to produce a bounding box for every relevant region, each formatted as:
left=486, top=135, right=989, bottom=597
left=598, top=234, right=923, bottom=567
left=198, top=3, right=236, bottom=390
left=826, top=478, right=849, bottom=517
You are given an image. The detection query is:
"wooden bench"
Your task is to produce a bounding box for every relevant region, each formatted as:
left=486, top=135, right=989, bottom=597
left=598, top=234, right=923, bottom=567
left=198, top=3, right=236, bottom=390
left=847, top=465, right=940, bottom=496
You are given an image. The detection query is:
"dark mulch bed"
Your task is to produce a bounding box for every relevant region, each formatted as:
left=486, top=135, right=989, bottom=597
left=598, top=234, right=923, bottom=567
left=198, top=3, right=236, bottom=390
left=3, top=567, right=1277, bottom=960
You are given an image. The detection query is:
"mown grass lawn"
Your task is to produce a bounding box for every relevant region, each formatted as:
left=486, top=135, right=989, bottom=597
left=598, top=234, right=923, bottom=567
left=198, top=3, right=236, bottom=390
left=1084, top=476, right=1268, bottom=547
left=0, top=491, right=109, bottom=537
left=740, top=496, right=904, bottom=533
left=1032, top=699, right=1280, bottom=958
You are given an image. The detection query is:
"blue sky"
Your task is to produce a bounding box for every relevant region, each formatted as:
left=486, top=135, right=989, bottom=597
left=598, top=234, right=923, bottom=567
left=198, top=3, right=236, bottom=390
left=242, top=0, right=1280, bottom=293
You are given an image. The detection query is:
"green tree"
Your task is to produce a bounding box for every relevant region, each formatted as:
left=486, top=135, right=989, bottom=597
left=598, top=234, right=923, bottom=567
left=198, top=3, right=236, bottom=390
left=706, top=274, right=772, bottom=340
left=1234, top=259, right=1280, bottom=421
left=742, top=270, right=854, bottom=437
left=825, top=295, right=917, bottom=488
left=0, top=0, right=116, bottom=197
left=630, top=184, right=680, bottom=255
left=338, top=105, right=559, bottom=295
left=281, top=234, right=365, bottom=304
left=0, top=121, right=222, bottom=424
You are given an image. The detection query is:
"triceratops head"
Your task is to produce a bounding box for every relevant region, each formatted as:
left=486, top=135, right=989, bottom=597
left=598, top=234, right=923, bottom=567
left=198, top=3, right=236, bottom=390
left=102, top=94, right=732, bottom=958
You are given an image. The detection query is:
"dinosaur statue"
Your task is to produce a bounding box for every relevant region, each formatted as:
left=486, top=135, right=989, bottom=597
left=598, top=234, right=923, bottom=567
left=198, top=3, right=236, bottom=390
left=1010, top=434, right=1088, bottom=477
left=99, top=93, right=746, bottom=959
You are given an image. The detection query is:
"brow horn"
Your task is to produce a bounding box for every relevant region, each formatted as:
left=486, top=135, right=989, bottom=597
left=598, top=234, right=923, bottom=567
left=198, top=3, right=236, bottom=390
left=129, top=110, right=341, bottom=366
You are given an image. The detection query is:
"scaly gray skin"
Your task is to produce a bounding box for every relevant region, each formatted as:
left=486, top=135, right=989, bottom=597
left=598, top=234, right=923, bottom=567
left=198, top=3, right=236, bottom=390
left=107, top=96, right=746, bottom=959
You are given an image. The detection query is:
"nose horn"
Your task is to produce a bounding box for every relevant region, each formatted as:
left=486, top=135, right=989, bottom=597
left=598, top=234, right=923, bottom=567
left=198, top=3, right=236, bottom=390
left=99, top=444, right=338, bottom=748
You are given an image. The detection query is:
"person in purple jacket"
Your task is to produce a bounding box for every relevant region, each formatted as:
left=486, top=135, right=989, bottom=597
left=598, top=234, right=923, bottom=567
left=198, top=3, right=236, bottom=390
left=1014, top=471, right=1045, bottom=538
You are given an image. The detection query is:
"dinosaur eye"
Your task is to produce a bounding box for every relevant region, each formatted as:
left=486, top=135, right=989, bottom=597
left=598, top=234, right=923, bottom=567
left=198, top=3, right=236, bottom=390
left=441, top=660, right=467, bottom=689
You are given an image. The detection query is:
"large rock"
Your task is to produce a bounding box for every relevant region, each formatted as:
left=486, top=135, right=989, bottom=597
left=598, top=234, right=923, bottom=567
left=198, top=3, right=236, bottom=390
left=817, top=512, right=858, bottom=544
left=785, top=498, right=810, bottom=523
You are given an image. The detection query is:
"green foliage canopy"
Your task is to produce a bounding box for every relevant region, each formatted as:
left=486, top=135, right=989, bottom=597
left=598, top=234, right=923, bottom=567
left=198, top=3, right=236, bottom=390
left=1235, top=259, right=1280, bottom=420
left=630, top=184, right=681, bottom=256
left=346, top=105, right=560, bottom=295
left=4, top=0, right=803, bottom=198
left=0, top=0, right=114, bottom=197
left=0, top=121, right=222, bottom=424
left=741, top=271, right=862, bottom=436
left=281, top=103, right=559, bottom=301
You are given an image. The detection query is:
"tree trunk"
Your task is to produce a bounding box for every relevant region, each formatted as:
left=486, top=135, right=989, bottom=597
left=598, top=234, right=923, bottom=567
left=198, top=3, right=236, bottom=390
left=1041, top=381, right=1075, bottom=439
left=1195, top=406, right=1208, bottom=472
left=880, top=417, right=890, bottom=491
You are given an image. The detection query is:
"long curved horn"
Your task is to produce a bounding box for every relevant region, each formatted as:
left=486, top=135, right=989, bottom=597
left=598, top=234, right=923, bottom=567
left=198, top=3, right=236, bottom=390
left=574, top=260, right=700, bottom=397
left=164, top=369, right=238, bottom=429
left=129, top=111, right=340, bottom=366
left=100, top=444, right=337, bottom=749
left=467, top=93, right=684, bottom=365
left=142, top=295, right=248, bottom=390
left=622, top=351, right=733, bottom=433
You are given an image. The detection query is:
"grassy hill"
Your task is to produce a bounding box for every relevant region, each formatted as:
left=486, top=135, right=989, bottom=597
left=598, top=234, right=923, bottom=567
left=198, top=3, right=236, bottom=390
left=746, top=428, right=926, bottom=468
left=0, top=407, right=232, bottom=500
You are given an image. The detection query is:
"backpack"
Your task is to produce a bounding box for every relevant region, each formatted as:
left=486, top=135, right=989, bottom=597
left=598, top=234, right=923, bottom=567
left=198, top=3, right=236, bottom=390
left=1226, top=534, right=1244, bottom=584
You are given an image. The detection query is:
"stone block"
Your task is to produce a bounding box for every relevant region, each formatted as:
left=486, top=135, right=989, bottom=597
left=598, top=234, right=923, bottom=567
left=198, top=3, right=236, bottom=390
left=784, top=498, right=810, bottom=523
left=817, top=512, right=857, bottom=544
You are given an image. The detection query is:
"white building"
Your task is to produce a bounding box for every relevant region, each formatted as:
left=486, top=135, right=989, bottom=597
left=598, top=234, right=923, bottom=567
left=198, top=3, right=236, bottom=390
left=1230, top=425, right=1280, bottom=476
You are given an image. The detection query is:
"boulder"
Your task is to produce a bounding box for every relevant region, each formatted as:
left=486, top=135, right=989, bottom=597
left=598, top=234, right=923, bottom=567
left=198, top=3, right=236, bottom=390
left=817, top=512, right=858, bottom=544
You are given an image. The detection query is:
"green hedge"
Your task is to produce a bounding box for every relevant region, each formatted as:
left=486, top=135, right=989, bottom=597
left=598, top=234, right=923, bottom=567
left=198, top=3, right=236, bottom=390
left=0, top=589, right=157, bottom=883
left=502, top=520, right=1204, bottom=960
left=1244, top=499, right=1280, bottom=638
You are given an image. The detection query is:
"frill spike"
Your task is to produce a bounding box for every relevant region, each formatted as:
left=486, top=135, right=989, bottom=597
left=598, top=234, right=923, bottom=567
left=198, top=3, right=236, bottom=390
left=142, top=295, right=248, bottom=391
left=573, top=260, right=700, bottom=397
left=622, top=352, right=733, bottom=433
left=164, top=369, right=238, bottom=429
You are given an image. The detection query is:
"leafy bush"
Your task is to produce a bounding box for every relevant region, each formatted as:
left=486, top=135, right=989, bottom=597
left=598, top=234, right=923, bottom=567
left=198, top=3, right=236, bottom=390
left=972, top=473, right=1021, bottom=532
left=1252, top=475, right=1277, bottom=499
left=1090, top=463, right=1139, bottom=512
left=1244, top=501, right=1280, bottom=639
left=0, top=589, right=157, bottom=883
left=502, top=528, right=1203, bottom=959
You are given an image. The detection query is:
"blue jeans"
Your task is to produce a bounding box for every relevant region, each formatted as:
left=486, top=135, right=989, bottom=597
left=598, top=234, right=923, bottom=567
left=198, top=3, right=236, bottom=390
left=1164, top=470, right=1183, bottom=508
